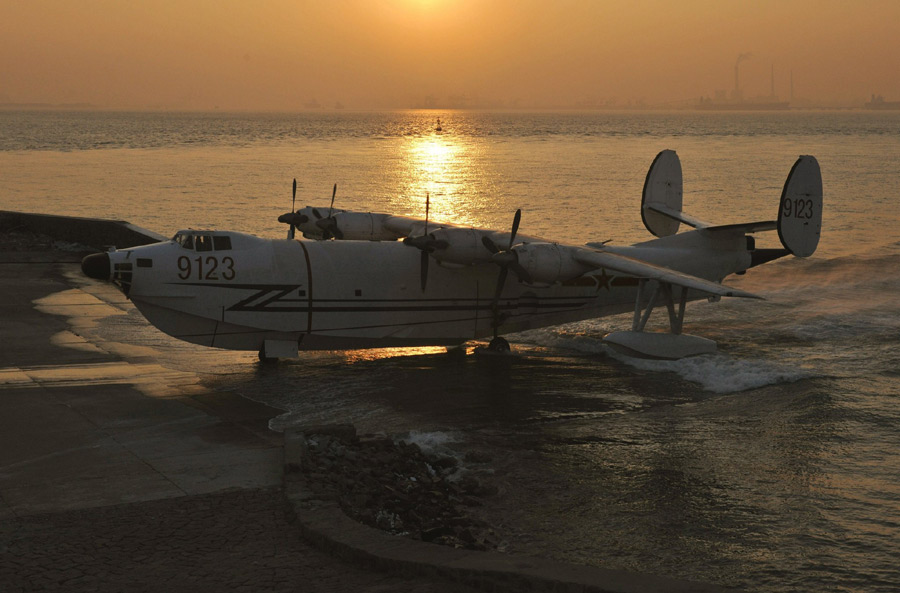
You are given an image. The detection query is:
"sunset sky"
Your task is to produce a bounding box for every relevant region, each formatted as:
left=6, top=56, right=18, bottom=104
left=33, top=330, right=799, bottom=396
left=2, top=0, right=899, bottom=110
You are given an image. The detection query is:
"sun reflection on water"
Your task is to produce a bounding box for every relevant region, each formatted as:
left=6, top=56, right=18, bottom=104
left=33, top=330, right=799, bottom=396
left=340, top=346, right=450, bottom=363
left=410, top=136, right=458, bottom=197
left=391, top=128, right=496, bottom=228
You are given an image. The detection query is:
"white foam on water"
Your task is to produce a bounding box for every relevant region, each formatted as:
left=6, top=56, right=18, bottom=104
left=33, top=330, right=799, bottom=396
left=397, top=430, right=464, bottom=456
left=513, top=321, right=616, bottom=355
left=608, top=349, right=815, bottom=393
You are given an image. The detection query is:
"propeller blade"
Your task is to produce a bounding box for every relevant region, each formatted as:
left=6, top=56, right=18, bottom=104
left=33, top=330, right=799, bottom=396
left=312, top=208, right=322, bottom=219
left=509, top=208, right=521, bottom=249
left=278, top=212, right=308, bottom=225
left=328, top=183, right=337, bottom=218
left=493, top=266, right=508, bottom=303
left=404, top=192, right=442, bottom=291
left=510, top=261, right=533, bottom=284
left=288, top=178, right=298, bottom=239
left=420, top=250, right=429, bottom=291
left=485, top=208, right=526, bottom=337
left=491, top=266, right=509, bottom=336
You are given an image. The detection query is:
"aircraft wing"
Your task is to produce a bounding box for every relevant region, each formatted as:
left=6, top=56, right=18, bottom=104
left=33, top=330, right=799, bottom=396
left=383, top=215, right=428, bottom=237
left=383, top=215, right=545, bottom=245
left=573, top=248, right=762, bottom=299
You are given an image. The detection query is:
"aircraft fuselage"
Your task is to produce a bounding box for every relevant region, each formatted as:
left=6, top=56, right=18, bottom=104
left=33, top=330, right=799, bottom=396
left=84, top=228, right=749, bottom=352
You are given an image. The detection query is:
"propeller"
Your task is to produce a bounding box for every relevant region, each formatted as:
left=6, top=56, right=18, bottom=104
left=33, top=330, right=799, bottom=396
left=482, top=209, right=531, bottom=336
left=277, top=178, right=309, bottom=236
left=403, top=193, right=449, bottom=291
left=314, top=184, right=343, bottom=239
left=289, top=178, right=297, bottom=238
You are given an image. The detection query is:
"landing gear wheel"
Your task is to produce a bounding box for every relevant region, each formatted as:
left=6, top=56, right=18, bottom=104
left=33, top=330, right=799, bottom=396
left=445, top=345, right=467, bottom=360
left=487, top=336, right=510, bottom=352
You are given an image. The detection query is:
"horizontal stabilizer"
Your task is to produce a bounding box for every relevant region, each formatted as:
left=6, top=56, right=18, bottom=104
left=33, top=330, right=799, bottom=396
left=750, top=248, right=790, bottom=268
left=642, top=150, right=715, bottom=235
left=703, top=220, right=777, bottom=234
left=575, top=248, right=761, bottom=299
left=646, top=204, right=713, bottom=229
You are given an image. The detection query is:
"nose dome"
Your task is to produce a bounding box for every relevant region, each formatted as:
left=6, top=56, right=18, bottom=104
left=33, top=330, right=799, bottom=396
left=81, top=252, right=110, bottom=280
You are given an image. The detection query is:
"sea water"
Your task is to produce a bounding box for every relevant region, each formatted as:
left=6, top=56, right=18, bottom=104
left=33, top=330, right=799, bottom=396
left=2, top=110, right=899, bottom=592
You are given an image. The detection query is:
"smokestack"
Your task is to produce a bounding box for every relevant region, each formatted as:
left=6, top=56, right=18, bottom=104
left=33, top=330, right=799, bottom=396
left=734, top=63, right=739, bottom=98
left=771, top=63, right=775, bottom=98
left=734, top=53, right=752, bottom=100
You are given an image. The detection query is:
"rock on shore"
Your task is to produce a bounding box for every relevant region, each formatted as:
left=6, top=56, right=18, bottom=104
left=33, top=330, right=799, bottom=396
left=290, top=425, right=501, bottom=551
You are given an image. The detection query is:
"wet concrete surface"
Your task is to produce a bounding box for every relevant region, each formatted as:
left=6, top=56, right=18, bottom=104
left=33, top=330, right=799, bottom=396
left=1, top=487, right=478, bottom=593
left=0, top=248, right=477, bottom=592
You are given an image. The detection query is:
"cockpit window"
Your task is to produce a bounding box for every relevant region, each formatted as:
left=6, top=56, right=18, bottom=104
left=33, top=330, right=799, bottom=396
left=195, top=235, right=213, bottom=252
left=173, top=233, right=194, bottom=250
left=173, top=232, right=231, bottom=251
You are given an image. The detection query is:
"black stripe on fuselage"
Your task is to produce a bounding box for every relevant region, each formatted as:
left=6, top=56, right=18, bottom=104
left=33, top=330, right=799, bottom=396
left=169, top=282, right=593, bottom=314
left=296, top=240, right=315, bottom=333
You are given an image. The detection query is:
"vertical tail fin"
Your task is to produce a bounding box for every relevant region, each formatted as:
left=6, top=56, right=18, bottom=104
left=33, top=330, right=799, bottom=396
left=641, top=150, right=683, bottom=237
left=777, top=155, right=822, bottom=257
left=641, top=149, right=713, bottom=235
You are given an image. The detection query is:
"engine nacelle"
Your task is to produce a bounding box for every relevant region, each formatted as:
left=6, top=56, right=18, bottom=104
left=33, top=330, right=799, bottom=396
left=331, top=212, right=401, bottom=241
left=428, top=228, right=494, bottom=265
left=514, top=243, right=592, bottom=285
left=292, top=208, right=401, bottom=241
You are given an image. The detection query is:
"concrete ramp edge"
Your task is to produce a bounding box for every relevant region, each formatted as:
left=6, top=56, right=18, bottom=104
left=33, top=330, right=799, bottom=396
left=282, top=429, right=740, bottom=593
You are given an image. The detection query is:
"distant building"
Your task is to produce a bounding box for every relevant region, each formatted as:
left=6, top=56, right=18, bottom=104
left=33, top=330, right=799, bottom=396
left=864, top=94, right=900, bottom=110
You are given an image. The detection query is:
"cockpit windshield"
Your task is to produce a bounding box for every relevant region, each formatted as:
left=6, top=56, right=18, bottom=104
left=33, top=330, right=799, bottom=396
left=172, top=232, right=232, bottom=251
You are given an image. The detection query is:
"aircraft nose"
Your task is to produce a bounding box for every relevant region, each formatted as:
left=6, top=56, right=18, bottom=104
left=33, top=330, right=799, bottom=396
left=81, top=252, right=111, bottom=280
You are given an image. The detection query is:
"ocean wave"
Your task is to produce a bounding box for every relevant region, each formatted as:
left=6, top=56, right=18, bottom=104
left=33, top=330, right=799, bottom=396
left=515, top=324, right=814, bottom=393
left=608, top=350, right=815, bottom=393
left=395, top=430, right=465, bottom=455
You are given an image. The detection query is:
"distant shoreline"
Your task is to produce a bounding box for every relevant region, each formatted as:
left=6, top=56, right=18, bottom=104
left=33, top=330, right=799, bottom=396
left=3, top=103, right=897, bottom=114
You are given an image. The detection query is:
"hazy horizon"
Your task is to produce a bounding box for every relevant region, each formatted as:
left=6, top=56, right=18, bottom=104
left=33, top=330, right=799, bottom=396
left=3, top=1, right=899, bottom=111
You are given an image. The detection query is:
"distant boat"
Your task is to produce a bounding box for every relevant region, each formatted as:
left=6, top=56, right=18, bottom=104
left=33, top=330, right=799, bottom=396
left=435, top=118, right=442, bottom=132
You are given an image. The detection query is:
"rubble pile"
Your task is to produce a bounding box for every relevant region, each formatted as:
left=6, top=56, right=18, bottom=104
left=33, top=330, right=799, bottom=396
left=296, top=425, right=500, bottom=551
left=0, top=226, right=89, bottom=252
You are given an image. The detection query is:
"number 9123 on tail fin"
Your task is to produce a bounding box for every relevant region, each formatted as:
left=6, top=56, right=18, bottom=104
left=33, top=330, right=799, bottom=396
left=778, top=155, right=822, bottom=258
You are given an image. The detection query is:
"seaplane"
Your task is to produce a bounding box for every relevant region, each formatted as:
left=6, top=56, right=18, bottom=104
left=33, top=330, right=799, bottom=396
left=81, top=150, right=822, bottom=362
